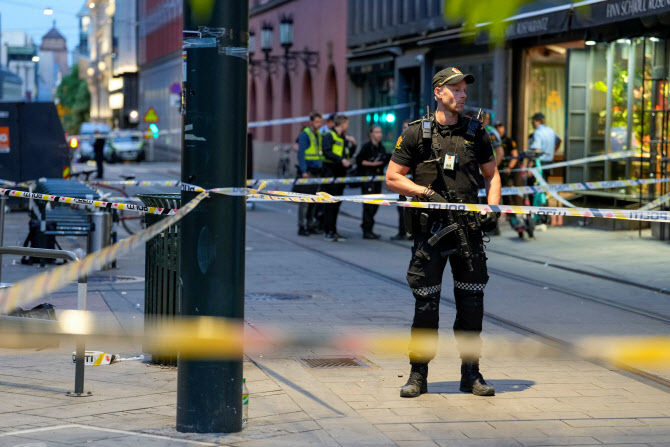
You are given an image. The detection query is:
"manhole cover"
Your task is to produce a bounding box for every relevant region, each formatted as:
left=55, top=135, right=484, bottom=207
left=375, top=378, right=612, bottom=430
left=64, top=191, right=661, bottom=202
left=85, top=275, right=144, bottom=284
left=298, top=357, right=368, bottom=369
left=245, top=293, right=309, bottom=302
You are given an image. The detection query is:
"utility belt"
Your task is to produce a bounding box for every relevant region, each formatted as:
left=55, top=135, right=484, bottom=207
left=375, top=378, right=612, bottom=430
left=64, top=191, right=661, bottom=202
left=402, top=193, right=481, bottom=271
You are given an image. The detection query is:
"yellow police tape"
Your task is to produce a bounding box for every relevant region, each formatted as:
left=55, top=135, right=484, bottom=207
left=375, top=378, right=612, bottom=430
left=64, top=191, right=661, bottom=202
left=0, top=192, right=208, bottom=315
left=0, top=188, right=181, bottom=216
left=204, top=183, right=670, bottom=223
left=1, top=314, right=669, bottom=368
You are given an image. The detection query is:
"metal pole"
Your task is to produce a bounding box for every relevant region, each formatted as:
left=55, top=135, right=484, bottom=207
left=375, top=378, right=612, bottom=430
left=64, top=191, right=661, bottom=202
left=0, top=196, right=5, bottom=282
left=177, top=0, right=248, bottom=434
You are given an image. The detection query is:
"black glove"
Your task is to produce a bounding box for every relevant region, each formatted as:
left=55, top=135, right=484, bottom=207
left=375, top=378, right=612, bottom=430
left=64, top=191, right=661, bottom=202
left=421, top=188, right=447, bottom=203
left=479, top=211, right=500, bottom=233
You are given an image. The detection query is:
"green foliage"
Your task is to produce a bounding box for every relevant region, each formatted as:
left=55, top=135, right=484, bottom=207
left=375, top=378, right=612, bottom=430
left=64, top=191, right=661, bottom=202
left=56, top=64, right=90, bottom=135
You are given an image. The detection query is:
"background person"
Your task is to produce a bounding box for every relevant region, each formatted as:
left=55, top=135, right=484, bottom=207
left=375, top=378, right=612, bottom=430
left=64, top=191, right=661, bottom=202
left=322, top=115, right=355, bottom=241
left=356, top=125, right=388, bottom=239
left=93, top=130, right=106, bottom=179
left=294, top=111, right=324, bottom=236
left=391, top=120, right=412, bottom=241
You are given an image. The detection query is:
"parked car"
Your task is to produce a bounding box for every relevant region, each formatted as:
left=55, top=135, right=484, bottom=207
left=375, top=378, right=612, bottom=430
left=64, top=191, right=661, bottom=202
left=104, top=135, right=145, bottom=162
left=73, top=122, right=111, bottom=162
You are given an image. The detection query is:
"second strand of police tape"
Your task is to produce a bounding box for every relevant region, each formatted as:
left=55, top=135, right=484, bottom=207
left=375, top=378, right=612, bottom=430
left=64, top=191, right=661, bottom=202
left=3, top=314, right=670, bottom=369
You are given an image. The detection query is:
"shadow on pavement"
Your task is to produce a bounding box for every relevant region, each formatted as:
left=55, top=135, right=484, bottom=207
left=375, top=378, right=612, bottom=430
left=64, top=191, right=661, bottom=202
left=428, top=379, right=534, bottom=394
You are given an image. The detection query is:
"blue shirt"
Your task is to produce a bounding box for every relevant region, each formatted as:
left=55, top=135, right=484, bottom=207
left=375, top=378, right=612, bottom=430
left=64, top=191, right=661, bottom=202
left=530, top=124, right=558, bottom=163
left=297, top=130, right=322, bottom=173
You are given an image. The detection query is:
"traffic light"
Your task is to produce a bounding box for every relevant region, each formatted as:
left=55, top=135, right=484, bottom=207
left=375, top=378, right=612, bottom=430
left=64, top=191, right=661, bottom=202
left=149, top=123, right=159, bottom=139
left=384, top=112, right=396, bottom=123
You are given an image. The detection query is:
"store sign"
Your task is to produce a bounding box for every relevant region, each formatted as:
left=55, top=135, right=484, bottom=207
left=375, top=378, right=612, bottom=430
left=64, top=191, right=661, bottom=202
left=477, top=8, right=571, bottom=42
left=573, top=0, right=670, bottom=28
left=0, top=127, right=9, bottom=153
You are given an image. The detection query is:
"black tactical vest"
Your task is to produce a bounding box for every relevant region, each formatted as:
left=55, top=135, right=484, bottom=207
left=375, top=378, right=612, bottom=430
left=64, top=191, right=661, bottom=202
left=412, top=115, right=484, bottom=204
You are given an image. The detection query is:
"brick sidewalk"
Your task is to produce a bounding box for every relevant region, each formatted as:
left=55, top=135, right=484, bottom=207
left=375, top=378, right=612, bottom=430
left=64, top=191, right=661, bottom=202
left=0, top=202, right=667, bottom=446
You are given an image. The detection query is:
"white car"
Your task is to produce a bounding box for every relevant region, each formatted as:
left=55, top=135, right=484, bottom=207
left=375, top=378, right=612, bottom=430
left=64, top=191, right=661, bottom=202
left=104, top=135, right=145, bottom=162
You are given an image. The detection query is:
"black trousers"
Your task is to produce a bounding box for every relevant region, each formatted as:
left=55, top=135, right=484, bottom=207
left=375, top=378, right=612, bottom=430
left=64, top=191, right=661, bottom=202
left=406, top=220, right=489, bottom=364
left=95, top=150, right=104, bottom=178
left=293, top=167, right=321, bottom=229
left=322, top=183, right=344, bottom=233
left=361, top=181, right=382, bottom=233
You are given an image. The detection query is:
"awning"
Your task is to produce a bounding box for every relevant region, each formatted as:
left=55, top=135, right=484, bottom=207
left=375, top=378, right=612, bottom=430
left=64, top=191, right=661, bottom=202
left=347, top=55, right=394, bottom=75
left=503, top=5, right=572, bottom=40
left=572, top=0, right=670, bottom=29
left=474, top=3, right=572, bottom=44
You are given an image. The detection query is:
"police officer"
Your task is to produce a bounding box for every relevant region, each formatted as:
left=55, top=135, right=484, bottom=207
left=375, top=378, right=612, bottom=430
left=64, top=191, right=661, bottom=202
left=295, top=111, right=323, bottom=236
left=322, top=114, right=355, bottom=241
left=386, top=67, right=502, bottom=398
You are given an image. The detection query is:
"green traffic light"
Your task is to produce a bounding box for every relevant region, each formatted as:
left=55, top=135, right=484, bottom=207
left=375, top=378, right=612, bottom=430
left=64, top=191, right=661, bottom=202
left=385, top=113, right=396, bottom=123
left=366, top=114, right=371, bottom=123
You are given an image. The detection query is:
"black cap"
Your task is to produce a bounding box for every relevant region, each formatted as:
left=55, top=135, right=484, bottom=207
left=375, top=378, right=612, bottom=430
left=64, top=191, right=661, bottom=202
left=494, top=122, right=504, bottom=127
left=327, top=113, right=336, bottom=121
left=531, top=112, right=545, bottom=121
left=432, top=67, right=475, bottom=89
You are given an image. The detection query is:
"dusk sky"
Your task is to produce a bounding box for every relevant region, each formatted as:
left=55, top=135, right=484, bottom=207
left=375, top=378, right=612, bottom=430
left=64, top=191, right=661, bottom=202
left=1, top=0, right=82, bottom=64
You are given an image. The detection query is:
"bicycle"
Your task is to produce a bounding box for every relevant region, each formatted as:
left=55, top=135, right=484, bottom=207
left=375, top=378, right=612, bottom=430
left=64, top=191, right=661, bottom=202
left=274, top=144, right=294, bottom=179
left=86, top=174, right=146, bottom=236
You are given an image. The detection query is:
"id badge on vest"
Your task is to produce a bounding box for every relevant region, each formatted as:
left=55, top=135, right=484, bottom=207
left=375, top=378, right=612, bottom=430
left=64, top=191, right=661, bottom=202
left=443, top=153, right=458, bottom=171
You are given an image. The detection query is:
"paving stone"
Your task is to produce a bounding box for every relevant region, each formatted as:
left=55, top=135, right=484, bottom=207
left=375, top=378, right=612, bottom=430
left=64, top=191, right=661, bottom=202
left=434, top=439, right=522, bottom=447
left=513, top=437, right=602, bottom=446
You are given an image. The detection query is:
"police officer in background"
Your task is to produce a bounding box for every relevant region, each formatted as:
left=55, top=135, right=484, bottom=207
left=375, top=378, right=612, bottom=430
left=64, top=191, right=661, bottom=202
left=386, top=67, right=502, bottom=398
left=356, top=125, right=389, bottom=239
left=322, top=114, right=355, bottom=241
left=295, top=111, right=323, bottom=236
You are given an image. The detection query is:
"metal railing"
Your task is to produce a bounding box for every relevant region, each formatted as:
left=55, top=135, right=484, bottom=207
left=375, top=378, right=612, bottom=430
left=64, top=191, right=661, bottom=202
left=0, top=246, right=90, bottom=397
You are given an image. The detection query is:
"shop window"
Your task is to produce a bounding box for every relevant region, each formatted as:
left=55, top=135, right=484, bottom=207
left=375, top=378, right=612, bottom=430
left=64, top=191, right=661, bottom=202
left=528, top=63, right=565, bottom=155
left=589, top=45, right=607, bottom=155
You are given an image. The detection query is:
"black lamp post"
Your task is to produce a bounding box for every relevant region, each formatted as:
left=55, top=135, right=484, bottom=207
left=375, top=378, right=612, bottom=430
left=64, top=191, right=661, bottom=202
left=248, top=17, right=318, bottom=77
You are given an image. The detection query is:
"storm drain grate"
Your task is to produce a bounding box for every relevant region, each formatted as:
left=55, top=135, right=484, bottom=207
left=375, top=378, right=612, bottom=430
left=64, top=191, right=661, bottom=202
left=298, top=357, right=368, bottom=369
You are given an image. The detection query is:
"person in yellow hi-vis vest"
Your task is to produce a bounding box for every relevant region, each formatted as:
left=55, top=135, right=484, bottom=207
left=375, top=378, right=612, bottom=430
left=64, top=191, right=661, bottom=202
left=294, top=111, right=324, bottom=236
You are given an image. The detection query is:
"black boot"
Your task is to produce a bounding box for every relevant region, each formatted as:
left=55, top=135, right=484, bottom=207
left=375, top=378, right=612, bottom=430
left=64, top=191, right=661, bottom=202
left=460, top=361, right=495, bottom=396
left=400, top=363, right=428, bottom=398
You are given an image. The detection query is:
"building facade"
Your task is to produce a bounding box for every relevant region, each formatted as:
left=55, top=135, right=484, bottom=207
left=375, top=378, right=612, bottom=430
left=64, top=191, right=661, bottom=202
left=0, top=30, right=38, bottom=101
left=347, top=0, right=670, bottom=238
left=137, top=0, right=183, bottom=160
left=248, top=0, right=349, bottom=174
left=87, top=0, right=139, bottom=129
left=37, top=24, right=69, bottom=101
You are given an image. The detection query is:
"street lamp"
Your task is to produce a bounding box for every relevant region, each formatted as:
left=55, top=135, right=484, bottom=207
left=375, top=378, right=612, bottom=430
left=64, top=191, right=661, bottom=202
left=32, top=56, right=40, bottom=62
left=43, top=7, right=54, bottom=15
left=248, top=18, right=319, bottom=77
left=260, top=23, right=273, bottom=54
left=279, top=16, right=293, bottom=49
left=88, top=2, right=95, bottom=9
